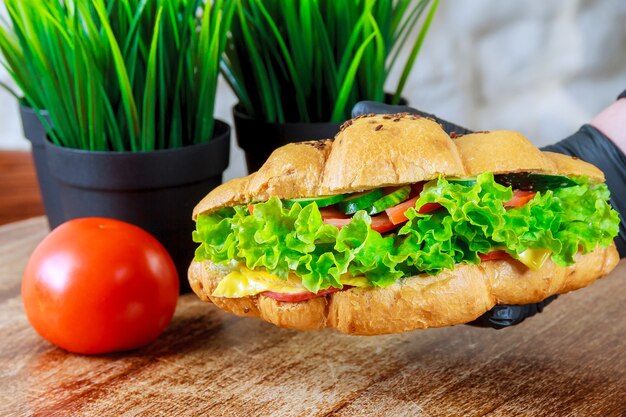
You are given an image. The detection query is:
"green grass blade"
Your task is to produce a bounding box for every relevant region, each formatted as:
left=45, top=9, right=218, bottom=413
left=92, top=0, right=140, bottom=150
left=387, top=1, right=428, bottom=72
left=220, top=59, right=253, bottom=111
left=121, top=0, right=150, bottom=56
left=141, top=7, right=162, bottom=151
left=389, top=0, right=410, bottom=38
left=331, top=31, right=376, bottom=122
left=100, top=82, right=125, bottom=151
left=365, top=14, right=386, bottom=101
left=336, top=7, right=371, bottom=84
left=309, top=3, right=338, bottom=99
left=234, top=1, right=277, bottom=122
left=392, top=0, right=439, bottom=104
left=253, top=0, right=309, bottom=121
left=0, top=78, right=20, bottom=99
left=168, top=56, right=185, bottom=149
left=74, top=9, right=88, bottom=150
left=193, top=5, right=219, bottom=143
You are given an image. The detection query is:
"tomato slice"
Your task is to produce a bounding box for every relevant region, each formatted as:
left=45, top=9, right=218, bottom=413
left=262, top=286, right=351, bottom=302
left=385, top=196, right=441, bottom=225
left=322, top=212, right=397, bottom=233
left=369, top=212, right=398, bottom=233
left=322, top=217, right=351, bottom=229
left=504, top=190, right=536, bottom=208
left=419, top=202, right=442, bottom=214
left=479, top=250, right=510, bottom=261
left=385, top=196, right=418, bottom=225
left=320, top=207, right=351, bottom=229
left=319, top=207, right=349, bottom=218
left=248, top=204, right=255, bottom=214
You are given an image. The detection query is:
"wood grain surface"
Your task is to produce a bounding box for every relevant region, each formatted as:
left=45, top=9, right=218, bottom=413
left=0, top=152, right=44, bottom=225
left=0, top=217, right=624, bottom=417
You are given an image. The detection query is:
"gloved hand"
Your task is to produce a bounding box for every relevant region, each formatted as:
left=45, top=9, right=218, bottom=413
left=352, top=101, right=474, bottom=136
left=468, top=295, right=558, bottom=329
left=351, top=101, right=558, bottom=329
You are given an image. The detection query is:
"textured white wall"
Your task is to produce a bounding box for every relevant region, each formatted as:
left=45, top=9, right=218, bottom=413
left=404, top=0, right=626, bottom=149
left=2, top=0, right=626, bottom=182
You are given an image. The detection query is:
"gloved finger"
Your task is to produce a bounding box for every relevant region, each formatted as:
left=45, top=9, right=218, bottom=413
left=352, top=101, right=474, bottom=136
left=351, top=101, right=416, bottom=118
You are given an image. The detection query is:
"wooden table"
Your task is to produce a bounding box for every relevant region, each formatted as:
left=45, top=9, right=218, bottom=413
left=1, top=218, right=624, bottom=416
left=0, top=151, right=44, bottom=225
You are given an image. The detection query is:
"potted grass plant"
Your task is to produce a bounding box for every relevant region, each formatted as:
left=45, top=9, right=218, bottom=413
left=223, top=0, right=439, bottom=172
left=0, top=0, right=234, bottom=286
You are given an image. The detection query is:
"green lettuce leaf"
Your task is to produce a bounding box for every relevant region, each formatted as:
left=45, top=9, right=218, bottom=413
left=193, top=173, right=620, bottom=292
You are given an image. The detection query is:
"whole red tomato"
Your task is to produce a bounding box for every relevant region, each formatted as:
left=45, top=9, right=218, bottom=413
left=22, top=218, right=179, bottom=354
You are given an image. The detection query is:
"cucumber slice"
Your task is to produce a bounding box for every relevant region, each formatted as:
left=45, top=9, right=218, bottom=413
left=495, top=173, right=577, bottom=192
left=367, top=186, right=411, bottom=215
left=283, top=194, right=345, bottom=209
left=448, top=178, right=477, bottom=186
left=336, top=189, right=384, bottom=214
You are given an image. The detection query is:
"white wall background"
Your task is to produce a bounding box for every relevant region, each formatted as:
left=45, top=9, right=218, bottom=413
left=2, top=0, right=626, bottom=182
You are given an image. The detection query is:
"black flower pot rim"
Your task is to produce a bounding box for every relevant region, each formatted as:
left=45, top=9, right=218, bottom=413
left=19, top=103, right=51, bottom=147
left=44, top=119, right=230, bottom=191
left=232, top=105, right=342, bottom=153
left=232, top=92, right=407, bottom=127
left=45, top=119, right=229, bottom=156
left=19, top=101, right=49, bottom=116
left=232, top=104, right=345, bottom=130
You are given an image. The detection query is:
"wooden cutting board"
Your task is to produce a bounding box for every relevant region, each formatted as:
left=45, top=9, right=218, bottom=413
left=0, top=217, right=624, bottom=416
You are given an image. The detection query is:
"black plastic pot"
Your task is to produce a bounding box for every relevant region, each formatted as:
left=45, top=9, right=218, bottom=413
left=233, top=105, right=341, bottom=173
left=44, top=120, right=231, bottom=292
left=19, top=104, right=65, bottom=229
left=233, top=95, right=408, bottom=173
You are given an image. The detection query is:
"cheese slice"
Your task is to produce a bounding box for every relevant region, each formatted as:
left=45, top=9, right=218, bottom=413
left=212, top=248, right=552, bottom=298
left=517, top=248, right=551, bottom=271
left=212, top=266, right=371, bottom=298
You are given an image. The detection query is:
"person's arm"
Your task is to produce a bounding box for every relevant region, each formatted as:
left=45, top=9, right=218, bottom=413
left=591, top=97, right=626, bottom=153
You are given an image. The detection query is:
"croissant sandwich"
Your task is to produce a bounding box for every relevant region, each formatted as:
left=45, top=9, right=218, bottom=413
left=188, top=114, right=620, bottom=335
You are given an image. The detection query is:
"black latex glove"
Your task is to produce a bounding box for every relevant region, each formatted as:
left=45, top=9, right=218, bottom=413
left=352, top=101, right=474, bottom=136
left=350, top=100, right=626, bottom=329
